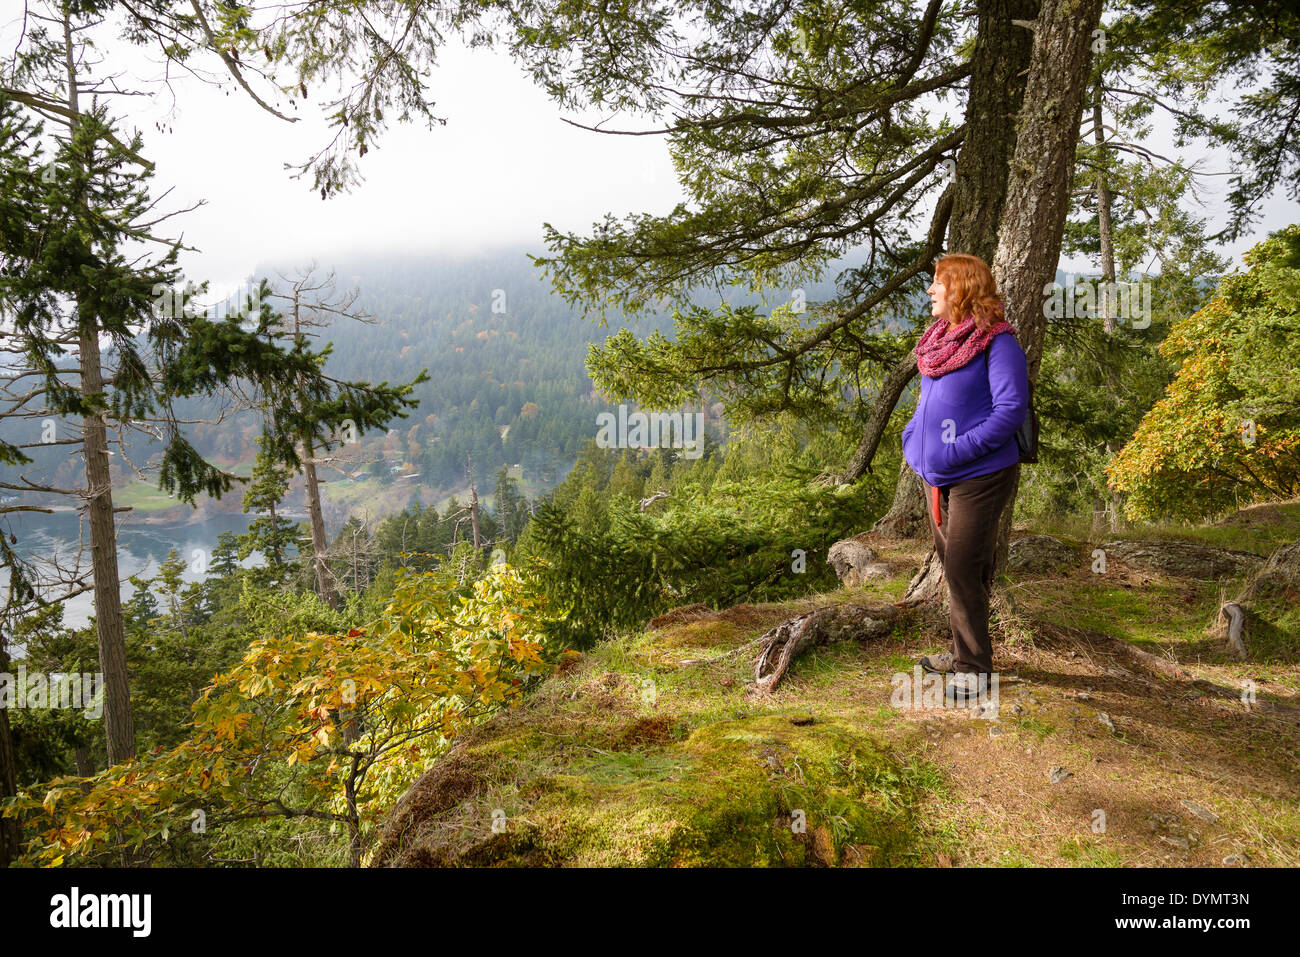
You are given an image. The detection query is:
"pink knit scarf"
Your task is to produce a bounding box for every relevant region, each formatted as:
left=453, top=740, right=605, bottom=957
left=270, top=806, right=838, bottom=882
left=914, top=315, right=1016, bottom=377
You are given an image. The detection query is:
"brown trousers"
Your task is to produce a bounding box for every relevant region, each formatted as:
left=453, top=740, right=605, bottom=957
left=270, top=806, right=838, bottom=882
left=923, top=463, right=1018, bottom=674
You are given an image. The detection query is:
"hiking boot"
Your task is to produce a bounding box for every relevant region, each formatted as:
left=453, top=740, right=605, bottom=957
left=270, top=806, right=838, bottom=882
left=945, top=671, right=991, bottom=703
left=920, top=652, right=954, bottom=675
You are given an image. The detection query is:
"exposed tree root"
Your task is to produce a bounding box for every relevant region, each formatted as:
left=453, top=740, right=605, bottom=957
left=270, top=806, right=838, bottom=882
left=1032, top=617, right=1191, bottom=682
left=1217, top=602, right=1249, bottom=661
left=899, top=549, right=946, bottom=608
left=1208, top=538, right=1300, bottom=661
left=751, top=603, right=901, bottom=695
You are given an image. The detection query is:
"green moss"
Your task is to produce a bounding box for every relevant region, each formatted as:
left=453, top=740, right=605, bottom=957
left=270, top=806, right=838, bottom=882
left=658, top=618, right=752, bottom=649
left=481, top=715, right=945, bottom=867
left=376, top=630, right=951, bottom=868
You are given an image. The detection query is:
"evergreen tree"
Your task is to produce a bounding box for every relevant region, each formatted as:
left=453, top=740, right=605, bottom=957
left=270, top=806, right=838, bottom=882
left=492, top=466, right=529, bottom=546
left=240, top=436, right=300, bottom=589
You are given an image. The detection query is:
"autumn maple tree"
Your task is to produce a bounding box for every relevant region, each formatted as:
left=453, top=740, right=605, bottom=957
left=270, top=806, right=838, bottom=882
left=1108, top=225, right=1300, bottom=521
left=3, top=562, right=558, bottom=867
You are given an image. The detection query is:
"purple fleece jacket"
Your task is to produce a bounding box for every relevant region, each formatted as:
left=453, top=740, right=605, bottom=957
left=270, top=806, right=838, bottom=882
left=900, top=331, right=1029, bottom=487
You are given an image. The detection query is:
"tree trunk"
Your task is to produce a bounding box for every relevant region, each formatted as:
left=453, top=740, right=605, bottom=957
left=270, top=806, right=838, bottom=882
left=1090, top=491, right=1107, bottom=537
left=901, top=547, right=948, bottom=609
left=75, top=745, right=94, bottom=777
left=1091, top=80, right=1131, bottom=532
left=79, top=326, right=135, bottom=766
left=870, top=0, right=1040, bottom=542
left=841, top=352, right=922, bottom=489
left=987, top=0, right=1105, bottom=581
left=0, top=636, right=19, bottom=866
left=65, top=13, right=134, bottom=765
left=948, top=0, right=1044, bottom=266
left=291, top=289, right=339, bottom=609
left=872, top=460, right=930, bottom=538
left=1092, top=80, right=1118, bottom=334
left=301, top=430, right=339, bottom=609
left=352, top=526, right=361, bottom=591
left=268, top=499, right=283, bottom=570
left=467, top=455, right=481, bottom=550
left=1106, top=441, right=1128, bottom=532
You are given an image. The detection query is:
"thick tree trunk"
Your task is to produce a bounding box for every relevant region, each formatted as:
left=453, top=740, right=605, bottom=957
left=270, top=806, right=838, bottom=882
left=872, top=461, right=930, bottom=538
left=74, top=745, right=94, bottom=777
left=948, top=0, right=1044, bottom=266
left=868, top=0, right=1040, bottom=541
left=987, top=0, right=1105, bottom=581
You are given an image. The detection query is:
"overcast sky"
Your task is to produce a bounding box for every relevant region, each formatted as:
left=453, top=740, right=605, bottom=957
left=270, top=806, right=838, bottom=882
left=12, top=12, right=1299, bottom=304
left=109, top=32, right=686, bottom=298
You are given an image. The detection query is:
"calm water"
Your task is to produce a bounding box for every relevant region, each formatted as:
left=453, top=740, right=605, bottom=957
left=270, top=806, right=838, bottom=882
left=3, top=508, right=262, bottom=630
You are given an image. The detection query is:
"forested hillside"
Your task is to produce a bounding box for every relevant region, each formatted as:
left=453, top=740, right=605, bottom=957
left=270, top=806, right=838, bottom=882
left=0, top=246, right=867, bottom=510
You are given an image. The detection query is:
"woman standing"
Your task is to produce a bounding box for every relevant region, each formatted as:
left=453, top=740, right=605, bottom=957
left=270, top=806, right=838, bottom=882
left=900, top=253, right=1028, bottom=701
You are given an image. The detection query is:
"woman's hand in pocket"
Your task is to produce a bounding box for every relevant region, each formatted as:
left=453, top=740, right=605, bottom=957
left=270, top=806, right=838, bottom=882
left=939, top=434, right=970, bottom=471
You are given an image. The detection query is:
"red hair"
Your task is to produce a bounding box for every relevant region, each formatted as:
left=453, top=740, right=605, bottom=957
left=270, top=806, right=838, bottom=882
left=934, top=253, right=1006, bottom=331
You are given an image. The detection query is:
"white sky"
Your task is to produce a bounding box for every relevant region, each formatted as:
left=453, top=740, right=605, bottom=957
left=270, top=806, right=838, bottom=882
left=109, top=33, right=686, bottom=296
left=7, top=9, right=1298, bottom=302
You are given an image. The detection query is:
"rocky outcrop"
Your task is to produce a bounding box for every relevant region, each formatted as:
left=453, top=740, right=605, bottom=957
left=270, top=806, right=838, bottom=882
left=1098, top=540, right=1266, bottom=579
left=1007, top=534, right=1077, bottom=573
